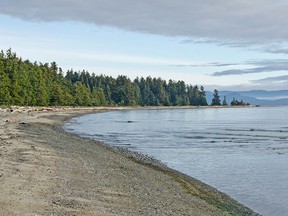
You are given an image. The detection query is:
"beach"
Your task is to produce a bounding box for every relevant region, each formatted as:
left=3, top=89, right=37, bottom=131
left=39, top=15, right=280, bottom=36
left=0, top=107, right=258, bottom=215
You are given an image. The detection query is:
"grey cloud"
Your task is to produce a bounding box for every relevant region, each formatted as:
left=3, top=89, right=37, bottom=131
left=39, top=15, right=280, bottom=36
left=173, top=62, right=240, bottom=67
left=2, top=0, right=288, bottom=45
left=212, top=69, right=256, bottom=76
left=205, top=75, right=288, bottom=91
left=212, top=60, right=288, bottom=76
left=250, top=75, right=288, bottom=90
left=264, top=47, right=288, bottom=55
left=252, top=75, right=288, bottom=83
left=182, top=38, right=252, bottom=48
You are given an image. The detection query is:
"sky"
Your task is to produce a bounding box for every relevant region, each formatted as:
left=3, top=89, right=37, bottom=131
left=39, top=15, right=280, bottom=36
left=1, top=0, right=288, bottom=91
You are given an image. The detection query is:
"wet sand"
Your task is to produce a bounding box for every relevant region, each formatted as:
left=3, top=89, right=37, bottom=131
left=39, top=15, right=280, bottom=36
left=0, top=107, right=259, bottom=215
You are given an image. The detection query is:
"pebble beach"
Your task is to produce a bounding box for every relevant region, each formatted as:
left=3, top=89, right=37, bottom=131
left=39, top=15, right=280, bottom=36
left=0, top=107, right=259, bottom=215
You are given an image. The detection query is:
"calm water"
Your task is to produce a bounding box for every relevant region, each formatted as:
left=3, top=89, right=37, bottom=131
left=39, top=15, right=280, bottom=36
left=64, top=107, right=288, bottom=216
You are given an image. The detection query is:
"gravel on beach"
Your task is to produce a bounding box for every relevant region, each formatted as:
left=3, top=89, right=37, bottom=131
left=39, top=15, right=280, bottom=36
left=0, top=107, right=259, bottom=215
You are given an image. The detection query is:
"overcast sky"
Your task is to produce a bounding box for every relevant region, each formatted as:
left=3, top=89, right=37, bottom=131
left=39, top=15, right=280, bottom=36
left=1, top=0, right=288, bottom=90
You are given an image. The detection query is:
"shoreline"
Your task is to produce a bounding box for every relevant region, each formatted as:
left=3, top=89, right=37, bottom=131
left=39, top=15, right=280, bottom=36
left=0, top=107, right=259, bottom=215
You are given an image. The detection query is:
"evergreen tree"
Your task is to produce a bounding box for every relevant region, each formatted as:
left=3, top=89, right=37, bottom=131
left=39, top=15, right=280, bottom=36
left=91, top=87, right=101, bottom=106
left=5, top=51, right=23, bottom=105
left=0, top=51, right=12, bottom=105
left=74, top=82, right=87, bottom=106
left=0, top=49, right=209, bottom=107
left=62, top=81, right=75, bottom=105
left=191, top=85, right=199, bottom=106
left=211, top=89, right=221, bottom=106
left=199, top=86, right=208, bottom=106
left=231, top=97, right=238, bottom=106
left=50, top=81, right=63, bottom=106
left=230, top=98, right=250, bottom=106
left=97, top=87, right=106, bottom=106
left=222, top=96, right=228, bottom=106
left=168, top=80, right=177, bottom=106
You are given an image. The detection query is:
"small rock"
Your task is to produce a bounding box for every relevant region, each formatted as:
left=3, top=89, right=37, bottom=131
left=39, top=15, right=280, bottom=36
left=5, top=119, right=17, bottom=123
left=7, top=108, right=14, bottom=113
left=0, top=173, right=3, bottom=177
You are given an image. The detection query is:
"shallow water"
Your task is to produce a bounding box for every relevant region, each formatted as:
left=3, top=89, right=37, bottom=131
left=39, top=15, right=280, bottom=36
left=64, top=107, right=288, bottom=216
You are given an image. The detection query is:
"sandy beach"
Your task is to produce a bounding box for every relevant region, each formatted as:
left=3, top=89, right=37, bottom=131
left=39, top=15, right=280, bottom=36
left=0, top=107, right=259, bottom=215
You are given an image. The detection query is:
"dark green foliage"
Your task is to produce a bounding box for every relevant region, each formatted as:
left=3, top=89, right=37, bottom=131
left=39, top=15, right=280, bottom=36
left=222, top=96, right=228, bottom=106
left=230, top=98, right=250, bottom=106
left=199, top=86, right=208, bottom=106
left=211, top=89, right=221, bottom=106
left=0, top=49, right=208, bottom=107
left=0, top=51, right=12, bottom=105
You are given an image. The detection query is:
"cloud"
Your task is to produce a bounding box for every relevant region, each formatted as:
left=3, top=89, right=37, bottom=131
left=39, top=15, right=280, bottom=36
left=250, top=75, right=288, bottom=90
left=252, top=75, right=288, bottom=84
left=205, top=75, right=288, bottom=91
left=172, top=62, right=240, bottom=67
left=213, top=69, right=254, bottom=76
left=264, top=47, right=288, bottom=55
left=212, top=60, right=288, bottom=76
left=2, top=0, right=288, bottom=45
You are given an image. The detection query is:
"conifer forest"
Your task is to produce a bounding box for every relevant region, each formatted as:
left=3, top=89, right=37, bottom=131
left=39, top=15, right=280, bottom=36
left=0, top=49, right=209, bottom=107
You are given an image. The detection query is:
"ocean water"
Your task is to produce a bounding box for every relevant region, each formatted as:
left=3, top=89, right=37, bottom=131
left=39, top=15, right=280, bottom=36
left=64, top=107, right=288, bottom=216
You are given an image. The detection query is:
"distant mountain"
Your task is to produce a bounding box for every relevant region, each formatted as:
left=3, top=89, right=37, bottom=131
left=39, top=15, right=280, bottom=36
left=206, top=90, right=288, bottom=106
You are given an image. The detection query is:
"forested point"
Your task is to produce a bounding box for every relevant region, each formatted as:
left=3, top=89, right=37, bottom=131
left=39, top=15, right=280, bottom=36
left=0, top=49, right=209, bottom=107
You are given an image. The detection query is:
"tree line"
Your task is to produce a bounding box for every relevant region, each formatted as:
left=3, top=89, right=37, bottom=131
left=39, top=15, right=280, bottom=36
left=211, top=90, right=250, bottom=106
left=0, top=49, right=210, bottom=107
